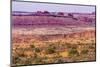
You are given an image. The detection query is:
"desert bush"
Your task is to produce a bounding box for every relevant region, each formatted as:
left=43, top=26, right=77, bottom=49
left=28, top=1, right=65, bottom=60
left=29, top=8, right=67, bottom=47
left=35, top=48, right=41, bottom=53
left=45, top=47, right=55, bottom=54
left=30, top=44, right=35, bottom=48
left=33, top=54, right=42, bottom=64
left=34, top=58, right=42, bottom=64
left=81, top=49, right=88, bottom=54
left=71, top=45, right=77, bottom=49
left=12, top=56, right=20, bottom=64
left=91, top=42, right=95, bottom=45
left=30, top=43, right=41, bottom=52
left=66, top=44, right=77, bottom=50
left=68, top=48, right=79, bottom=57
left=89, top=45, right=95, bottom=49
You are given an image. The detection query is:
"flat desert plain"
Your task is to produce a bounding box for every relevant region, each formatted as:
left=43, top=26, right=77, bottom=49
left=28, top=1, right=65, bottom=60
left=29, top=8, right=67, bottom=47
left=12, top=12, right=96, bottom=66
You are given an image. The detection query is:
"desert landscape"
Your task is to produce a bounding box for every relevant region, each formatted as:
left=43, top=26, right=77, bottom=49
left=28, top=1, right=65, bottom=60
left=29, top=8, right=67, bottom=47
left=12, top=1, right=96, bottom=66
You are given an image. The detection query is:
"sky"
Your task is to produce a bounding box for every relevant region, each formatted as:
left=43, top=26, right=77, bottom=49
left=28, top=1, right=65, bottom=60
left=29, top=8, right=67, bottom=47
left=12, top=1, right=95, bottom=13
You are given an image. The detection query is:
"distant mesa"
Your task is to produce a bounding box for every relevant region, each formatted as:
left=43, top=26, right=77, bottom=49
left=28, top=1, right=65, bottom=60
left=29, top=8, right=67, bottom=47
left=12, top=11, right=95, bottom=26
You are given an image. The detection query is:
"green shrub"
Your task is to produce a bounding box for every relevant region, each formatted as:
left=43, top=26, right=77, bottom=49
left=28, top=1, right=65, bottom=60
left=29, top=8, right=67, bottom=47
left=68, top=49, right=79, bottom=57
left=46, top=47, right=55, bottom=54
left=35, top=48, right=40, bottom=53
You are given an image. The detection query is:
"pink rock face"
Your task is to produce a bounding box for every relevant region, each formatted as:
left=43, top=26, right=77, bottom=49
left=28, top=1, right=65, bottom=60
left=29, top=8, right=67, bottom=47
left=12, top=11, right=95, bottom=27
